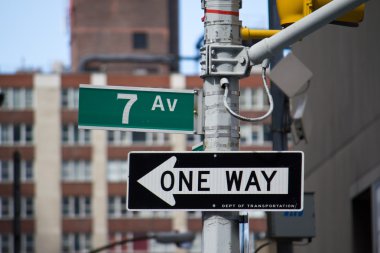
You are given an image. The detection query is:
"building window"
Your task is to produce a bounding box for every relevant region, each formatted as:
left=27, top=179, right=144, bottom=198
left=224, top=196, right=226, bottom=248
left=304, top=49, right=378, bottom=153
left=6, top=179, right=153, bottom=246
left=107, top=131, right=131, bottom=146
left=240, top=125, right=251, bottom=145
left=252, top=125, right=262, bottom=143
left=13, top=125, right=21, bottom=143
left=25, top=89, right=33, bottom=109
left=240, top=125, right=264, bottom=145
left=0, top=197, right=33, bottom=219
left=0, top=88, right=33, bottom=110
left=107, top=160, right=127, bottom=182
left=0, top=234, right=12, bottom=253
left=133, top=33, right=148, bottom=49
left=186, top=134, right=202, bottom=146
left=0, top=160, right=34, bottom=182
left=127, top=210, right=169, bottom=219
left=188, top=211, right=202, bottom=219
left=24, top=161, right=33, bottom=182
left=108, top=233, right=131, bottom=253
left=239, top=88, right=265, bottom=110
left=107, top=131, right=169, bottom=146
left=22, top=197, right=34, bottom=218
left=61, top=88, right=79, bottom=109
left=0, top=125, right=11, bottom=144
left=239, top=88, right=249, bottom=109
left=0, top=235, right=33, bottom=253
left=22, top=234, right=34, bottom=253
left=0, top=124, right=33, bottom=145
left=0, top=160, right=11, bottom=182
left=0, top=197, right=12, bottom=219
left=62, top=196, right=91, bottom=218
left=252, top=88, right=264, bottom=109
left=62, top=160, right=91, bottom=182
left=108, top=196, right=128, bottom=218
left=62, top=233, right=91, bottom=253
left=25, top=125, right=33, bottom=143
left=147, top=133, right=167, bottom=145
left=131, top=132, right=146, bottom=143
left=61, top=124, right=91, bottom=145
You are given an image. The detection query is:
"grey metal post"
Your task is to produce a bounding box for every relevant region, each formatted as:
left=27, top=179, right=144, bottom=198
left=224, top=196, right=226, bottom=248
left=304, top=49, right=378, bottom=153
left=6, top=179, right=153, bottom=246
left=201, top=1, right=242, bottom=253
left=267, top=1, right=292, bottom=252
left=268, top=0, right=290, bottom=152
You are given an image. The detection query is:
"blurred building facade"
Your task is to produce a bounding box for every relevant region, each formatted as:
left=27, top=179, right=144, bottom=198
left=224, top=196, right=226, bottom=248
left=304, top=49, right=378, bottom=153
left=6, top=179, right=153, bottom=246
left=292, top=1, right=380, bottom=253
left=0, top=1, right=277, bottom=252
left=70, top=0, right=179, bottom=74
left=0, top=73, right=270, bottom=253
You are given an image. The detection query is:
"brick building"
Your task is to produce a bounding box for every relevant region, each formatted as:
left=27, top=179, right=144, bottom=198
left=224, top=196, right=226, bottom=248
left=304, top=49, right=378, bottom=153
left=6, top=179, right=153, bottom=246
left=0, top=73, right=270, bottom=253
left=70, top=0, right=179, bottom=74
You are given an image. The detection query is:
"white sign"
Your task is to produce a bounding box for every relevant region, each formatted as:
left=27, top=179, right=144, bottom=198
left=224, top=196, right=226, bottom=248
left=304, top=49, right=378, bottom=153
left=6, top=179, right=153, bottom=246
left=127, top=151, right=303, bottom=211
left=137, top=156, right=289, bottom=206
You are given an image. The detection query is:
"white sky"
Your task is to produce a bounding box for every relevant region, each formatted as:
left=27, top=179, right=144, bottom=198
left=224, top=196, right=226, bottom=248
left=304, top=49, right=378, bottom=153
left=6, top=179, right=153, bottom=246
left=0, top=0, right=268, bottom=74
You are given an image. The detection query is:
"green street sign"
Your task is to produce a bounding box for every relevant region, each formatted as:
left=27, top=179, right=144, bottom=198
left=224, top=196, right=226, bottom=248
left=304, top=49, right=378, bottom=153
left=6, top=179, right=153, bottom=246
left=78, top=85, right=200, bottom=134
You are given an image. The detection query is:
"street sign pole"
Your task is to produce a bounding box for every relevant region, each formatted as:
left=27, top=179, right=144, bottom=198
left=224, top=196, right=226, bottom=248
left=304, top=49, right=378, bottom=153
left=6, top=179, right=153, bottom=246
left=268, top=1, right=293, bottom=253
left=201, top=1, right=242, bottom=253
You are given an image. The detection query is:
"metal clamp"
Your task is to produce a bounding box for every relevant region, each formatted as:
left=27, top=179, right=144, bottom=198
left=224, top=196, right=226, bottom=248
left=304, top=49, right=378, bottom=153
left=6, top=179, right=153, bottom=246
left=200, top=45, right=251, bottom=77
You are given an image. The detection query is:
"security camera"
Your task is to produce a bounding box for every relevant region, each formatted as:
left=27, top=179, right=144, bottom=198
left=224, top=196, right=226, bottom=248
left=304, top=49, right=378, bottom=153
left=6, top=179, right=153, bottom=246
left=292, top=118, right=307, bottom=143
left=290, top=93, right=309, bottom=144
left=269, top=53, right=313, bottom=144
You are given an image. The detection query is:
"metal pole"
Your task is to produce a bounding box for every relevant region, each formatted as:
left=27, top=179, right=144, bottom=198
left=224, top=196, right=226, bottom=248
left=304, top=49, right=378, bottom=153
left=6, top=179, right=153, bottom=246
left=13, top=150, right=21, bottom=253
left=267, top=1, right=293, bottom=253
left=201, top=1, right=241, bottom=253
left=268, top=0, right=289, bottom=152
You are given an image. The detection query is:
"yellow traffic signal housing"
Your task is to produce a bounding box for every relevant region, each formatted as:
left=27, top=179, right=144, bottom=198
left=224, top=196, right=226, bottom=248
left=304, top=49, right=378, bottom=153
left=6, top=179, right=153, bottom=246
left=276, top=0, right=365, bottom=27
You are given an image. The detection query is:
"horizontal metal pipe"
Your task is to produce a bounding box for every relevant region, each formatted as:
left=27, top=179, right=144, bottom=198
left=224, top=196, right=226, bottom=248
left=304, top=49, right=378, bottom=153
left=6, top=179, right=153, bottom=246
left=241, top=27, right=280, bottom=40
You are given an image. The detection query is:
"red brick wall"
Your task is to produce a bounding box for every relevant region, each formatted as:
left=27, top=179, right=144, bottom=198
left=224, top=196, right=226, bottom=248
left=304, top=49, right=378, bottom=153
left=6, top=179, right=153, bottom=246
left=70, top=0, right=177, bottom=73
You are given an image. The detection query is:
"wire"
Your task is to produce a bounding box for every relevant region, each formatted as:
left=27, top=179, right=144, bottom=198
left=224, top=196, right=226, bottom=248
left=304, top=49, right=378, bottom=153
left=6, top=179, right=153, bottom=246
left=254, top=241, right=272, bottom=253
left=222, top=59, right=274, bottom=122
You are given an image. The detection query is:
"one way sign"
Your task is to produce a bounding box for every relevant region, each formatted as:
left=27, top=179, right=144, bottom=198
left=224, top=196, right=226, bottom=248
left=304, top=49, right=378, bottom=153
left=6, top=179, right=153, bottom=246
left=127, top=152, right=304, bottom=211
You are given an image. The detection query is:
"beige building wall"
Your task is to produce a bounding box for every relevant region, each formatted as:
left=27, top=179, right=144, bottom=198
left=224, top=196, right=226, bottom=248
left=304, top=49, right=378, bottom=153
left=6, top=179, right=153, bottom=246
left=170, top=74, right=189, bottom=239
left=34, top=75, right=62, bottom=253
left=292, top=1, right=380, bottom=252
left=90, top=73, right=108, bottom=248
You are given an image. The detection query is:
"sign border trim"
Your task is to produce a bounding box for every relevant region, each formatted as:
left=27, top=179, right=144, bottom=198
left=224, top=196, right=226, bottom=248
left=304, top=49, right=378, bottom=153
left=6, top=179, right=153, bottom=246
left=127, top=151, right=304, bottom=212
